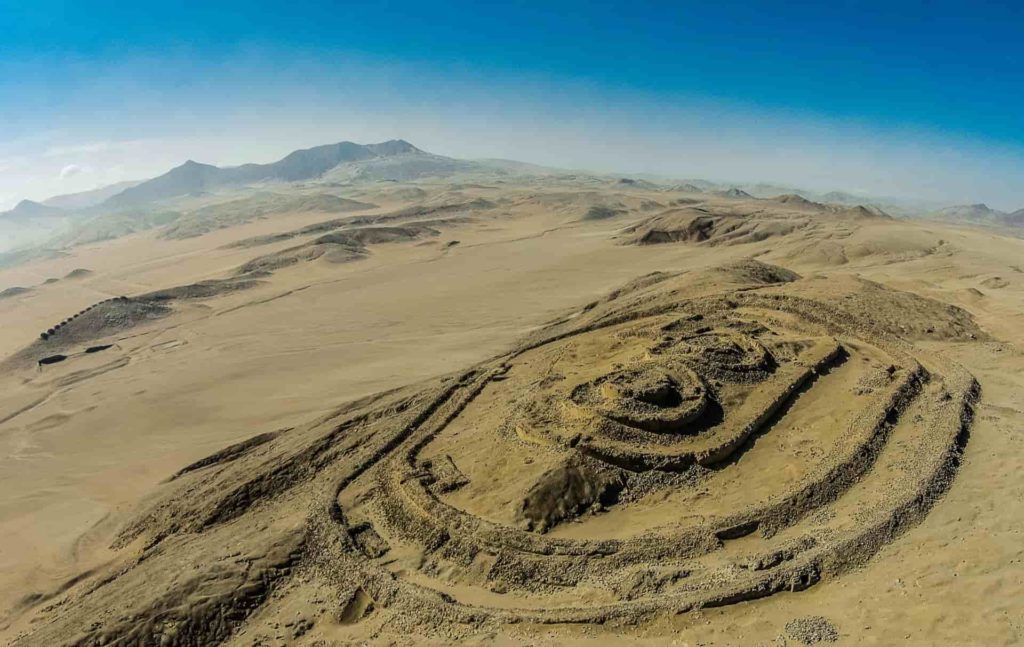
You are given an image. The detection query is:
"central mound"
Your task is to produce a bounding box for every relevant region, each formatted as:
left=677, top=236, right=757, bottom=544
left=502, top=314, right=840, bottom=477
left=570, top=363, right=707, bottom=432
left=15, top=260, right=980, bottom=645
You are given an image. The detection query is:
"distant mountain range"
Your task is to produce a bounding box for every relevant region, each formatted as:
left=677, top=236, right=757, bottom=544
left=0, top=200, right=74, bottom=256
left=0, top=139, right=570, bottom=257
left=928, top=203, right=1024, bottom=227
left=3, top=138, right=1022, bottom=231
left=2, top=182, right=145, bottom=222
left=0, top=199, right=65, bottom=221
left=43, top=180, right=142, bottom=210
left=103, top=140, right=426, bottom=208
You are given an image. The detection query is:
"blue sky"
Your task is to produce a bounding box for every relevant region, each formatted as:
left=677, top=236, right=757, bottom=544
left=1, top=0, right=1022, bottom=210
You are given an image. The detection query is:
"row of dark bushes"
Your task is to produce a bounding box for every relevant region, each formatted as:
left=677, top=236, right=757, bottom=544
left=39, top=296, right=128, bottom=340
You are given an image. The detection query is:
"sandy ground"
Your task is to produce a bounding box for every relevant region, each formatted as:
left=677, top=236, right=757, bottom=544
left=1, top=184, right=1022, bottom=645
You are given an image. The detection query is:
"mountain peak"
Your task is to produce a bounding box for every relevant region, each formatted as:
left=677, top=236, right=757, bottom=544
left=937, top=203, right=1003, bottom=217
left=102, top=139, right=433, bottom=208
left=930, top=202, right=1018, bottom=227
left=366, top=139, right=423, bottom=155
left=717, top=187, right=753, bottom=199
left=773, top=193, right=815, bottom=205
left=173, top=159, right=217, bottom=172
left=1, top=199, right=65, bottom=220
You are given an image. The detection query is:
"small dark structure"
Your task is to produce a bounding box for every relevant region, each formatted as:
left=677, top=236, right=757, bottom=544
left=38, top=354, right=68, bottom=366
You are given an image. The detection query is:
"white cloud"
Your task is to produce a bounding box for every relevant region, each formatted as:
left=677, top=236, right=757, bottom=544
left=59, top=163, right=83, bottom=179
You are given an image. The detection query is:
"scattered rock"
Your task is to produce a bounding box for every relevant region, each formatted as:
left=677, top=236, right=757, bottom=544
left=786, top=616, right=839, bottom=645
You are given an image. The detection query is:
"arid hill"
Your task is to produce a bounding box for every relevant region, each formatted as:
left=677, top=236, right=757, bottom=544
left=1, top=166, right=1023, bottom=645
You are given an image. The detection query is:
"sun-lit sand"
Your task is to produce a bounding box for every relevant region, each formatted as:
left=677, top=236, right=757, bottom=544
left=2, top=179, right=1023, bottom=645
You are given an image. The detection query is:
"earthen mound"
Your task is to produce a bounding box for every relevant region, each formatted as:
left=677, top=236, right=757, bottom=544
left=0, top=286, right=31, bottom=299
left=786, top=616, right=839, bottom=644
left=6, top=297, right=170, bottom=369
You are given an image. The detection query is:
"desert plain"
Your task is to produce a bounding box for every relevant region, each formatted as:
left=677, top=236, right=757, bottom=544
left=0, top=143, right=1022, bottom=646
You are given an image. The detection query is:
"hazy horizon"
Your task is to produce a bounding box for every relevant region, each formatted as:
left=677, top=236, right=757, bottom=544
left=2, top=2, right=1023, bottom=212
